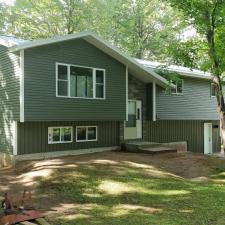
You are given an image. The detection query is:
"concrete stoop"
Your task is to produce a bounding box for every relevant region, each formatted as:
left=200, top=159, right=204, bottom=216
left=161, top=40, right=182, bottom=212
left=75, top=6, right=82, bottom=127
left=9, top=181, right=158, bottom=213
left=124, top=141, right=177, bottom=154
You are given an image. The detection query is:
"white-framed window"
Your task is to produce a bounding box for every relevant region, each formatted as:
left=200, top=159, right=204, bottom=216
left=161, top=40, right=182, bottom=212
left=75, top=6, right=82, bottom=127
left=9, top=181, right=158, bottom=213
left=211, top=83, right=216, bottom=97
left=56, top=63, right=105, bottom=99
left=48, top=126, right=73, bottom=144
left=76, top=126, right=98, bottom=142
left=172, top=79, right=183, bottom=94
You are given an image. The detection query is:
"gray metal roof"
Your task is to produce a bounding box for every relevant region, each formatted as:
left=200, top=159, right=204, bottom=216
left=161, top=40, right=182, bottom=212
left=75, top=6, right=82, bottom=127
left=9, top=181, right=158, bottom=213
left=136, top=59, right=212, bottom=80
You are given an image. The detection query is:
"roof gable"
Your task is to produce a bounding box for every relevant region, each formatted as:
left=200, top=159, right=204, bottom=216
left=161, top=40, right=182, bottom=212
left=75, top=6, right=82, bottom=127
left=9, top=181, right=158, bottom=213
left=9, top=31, right=168, bottom=87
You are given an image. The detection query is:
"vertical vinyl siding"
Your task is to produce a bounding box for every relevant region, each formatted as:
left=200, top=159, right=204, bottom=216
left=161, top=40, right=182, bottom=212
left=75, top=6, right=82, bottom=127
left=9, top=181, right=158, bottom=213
left=156, top=77, right=218, bottom=120
left=17, top=121, right=120, bottom=155
left=0, top=45, right=20, bottom=153
left=146, top=83, right=153, bottom=121
left=144, top=120, right=220, bottom=153
left=24, top=39, right=126, bottom=121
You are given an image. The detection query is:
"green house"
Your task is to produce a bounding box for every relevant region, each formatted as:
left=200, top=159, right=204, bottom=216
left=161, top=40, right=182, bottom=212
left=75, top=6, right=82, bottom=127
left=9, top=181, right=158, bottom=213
left=0, top=32, right=220, bottom=164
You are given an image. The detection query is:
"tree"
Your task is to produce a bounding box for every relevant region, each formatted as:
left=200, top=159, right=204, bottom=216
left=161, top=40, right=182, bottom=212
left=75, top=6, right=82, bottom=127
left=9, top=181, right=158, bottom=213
left=0, top=3, right=9, bottom=35
left=107, top=0, right=186, bottom=60
left=166, top=0, right=225, bottom=149
left=0, top=0, right=187, bottom=62
left=4, top=0, right=92, bottom=39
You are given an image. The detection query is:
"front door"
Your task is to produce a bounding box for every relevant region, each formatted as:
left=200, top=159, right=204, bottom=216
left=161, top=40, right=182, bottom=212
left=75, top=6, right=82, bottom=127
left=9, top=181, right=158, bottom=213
left=204, top=123, right=213, bottom=154
left=124, top=100, right=142, bottom=140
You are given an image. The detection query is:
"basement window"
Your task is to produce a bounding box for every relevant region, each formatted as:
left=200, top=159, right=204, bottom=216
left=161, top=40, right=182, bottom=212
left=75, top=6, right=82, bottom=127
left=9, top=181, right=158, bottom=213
left=48, top=127, right=73, bottom=144
left=76, top=126, right=98, bottom=142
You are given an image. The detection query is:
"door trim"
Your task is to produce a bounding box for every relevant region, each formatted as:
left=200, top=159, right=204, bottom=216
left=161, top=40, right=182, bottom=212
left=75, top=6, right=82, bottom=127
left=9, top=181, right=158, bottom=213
left=124, top=99, right=143, bottom=140
left=204, top=123, right=212, bottom=154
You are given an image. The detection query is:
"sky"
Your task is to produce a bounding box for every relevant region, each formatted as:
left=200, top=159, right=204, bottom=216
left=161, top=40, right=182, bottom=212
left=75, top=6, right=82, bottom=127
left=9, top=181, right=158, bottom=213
left=0, top=0, right=15, bottom=5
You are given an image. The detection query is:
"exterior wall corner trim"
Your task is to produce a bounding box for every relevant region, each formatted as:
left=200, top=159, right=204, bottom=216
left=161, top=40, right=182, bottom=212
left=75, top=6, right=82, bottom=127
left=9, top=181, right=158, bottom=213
left=20, top=50, right=24, bottom=122
left=153, top=82, right=156, bottom=121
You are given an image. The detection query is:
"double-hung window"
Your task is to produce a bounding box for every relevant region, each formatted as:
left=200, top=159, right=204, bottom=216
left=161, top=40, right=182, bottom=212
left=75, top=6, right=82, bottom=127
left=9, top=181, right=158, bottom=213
left=57, top=65, right=69, bottom=96
left=76, top=126, right=97, bottom=142
left=56, top=63, right=105, bottom=99
left=211, top=83, right=216, bottom=97
left=171, top=79, right=183, bottom=94
left=95, top=70, right=105, bottom=99
left=48, top=127, right=73, bottom=144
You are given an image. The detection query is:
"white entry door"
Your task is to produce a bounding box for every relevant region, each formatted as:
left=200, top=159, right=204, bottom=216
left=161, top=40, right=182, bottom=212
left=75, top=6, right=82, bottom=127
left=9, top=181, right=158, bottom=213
left=204, top=123, right=213, bottom=154
left=124, top=100, right=142, bottom=140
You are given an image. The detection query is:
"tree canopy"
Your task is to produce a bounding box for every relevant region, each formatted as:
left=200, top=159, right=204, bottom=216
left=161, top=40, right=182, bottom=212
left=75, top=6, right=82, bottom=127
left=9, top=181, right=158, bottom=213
left=0, top=0, right=188, bottom=61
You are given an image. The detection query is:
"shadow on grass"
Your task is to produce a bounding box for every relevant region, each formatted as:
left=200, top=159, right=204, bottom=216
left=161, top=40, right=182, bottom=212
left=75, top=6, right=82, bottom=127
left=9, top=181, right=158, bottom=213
left=35, top=159, right=225, bottom=225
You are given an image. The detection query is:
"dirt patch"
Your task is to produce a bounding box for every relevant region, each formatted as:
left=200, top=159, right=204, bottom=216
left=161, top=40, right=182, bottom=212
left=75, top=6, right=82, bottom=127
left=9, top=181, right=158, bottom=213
left=0, top=151, right=224, bottom=217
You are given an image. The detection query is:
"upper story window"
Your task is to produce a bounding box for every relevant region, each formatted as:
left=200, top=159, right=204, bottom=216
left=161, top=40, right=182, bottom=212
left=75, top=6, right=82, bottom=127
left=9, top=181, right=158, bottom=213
left=56, top=63, right=105, bottom=99
left=211, top=83, right=216, bottom=97
left=171, top=79, right=183, bottom=95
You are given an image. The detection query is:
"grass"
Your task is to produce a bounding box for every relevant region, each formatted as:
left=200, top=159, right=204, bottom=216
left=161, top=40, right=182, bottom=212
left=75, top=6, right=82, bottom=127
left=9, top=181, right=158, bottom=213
left=38, top=156, right=225, bottom=225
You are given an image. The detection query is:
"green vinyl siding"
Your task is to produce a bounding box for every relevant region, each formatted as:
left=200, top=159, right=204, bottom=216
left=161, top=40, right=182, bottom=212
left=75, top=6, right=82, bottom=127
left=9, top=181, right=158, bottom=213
left=156, top=77, right=218, bottom=120
left=0, top=45, right=20, bottom=153
left=17, top=121, right=120, bottom=155
left=144, top=120, right=220, bottom=153
left=24, top=39, right=126, bottom=121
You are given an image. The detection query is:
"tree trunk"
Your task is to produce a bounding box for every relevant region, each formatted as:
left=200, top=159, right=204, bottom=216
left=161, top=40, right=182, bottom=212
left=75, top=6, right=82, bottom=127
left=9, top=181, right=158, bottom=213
left=214, top=75, right=225, bottom=151
left=206, top=2, right=225, bottom=152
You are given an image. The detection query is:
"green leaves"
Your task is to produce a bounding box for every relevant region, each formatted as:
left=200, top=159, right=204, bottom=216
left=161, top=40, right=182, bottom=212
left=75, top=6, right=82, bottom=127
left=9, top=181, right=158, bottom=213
left=166, top=0, right=225, bottom=75
left=0, top=0, right=187, bottom=63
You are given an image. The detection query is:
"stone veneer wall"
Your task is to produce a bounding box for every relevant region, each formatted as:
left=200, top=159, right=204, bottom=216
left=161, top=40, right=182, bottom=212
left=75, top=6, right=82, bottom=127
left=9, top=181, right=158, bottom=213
left=128, top=74, right=148, bottom=140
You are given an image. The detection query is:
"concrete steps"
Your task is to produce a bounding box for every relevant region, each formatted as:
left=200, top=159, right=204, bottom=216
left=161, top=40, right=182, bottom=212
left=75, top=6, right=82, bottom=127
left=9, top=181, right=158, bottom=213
left=124, top=141, right=177, bottom=154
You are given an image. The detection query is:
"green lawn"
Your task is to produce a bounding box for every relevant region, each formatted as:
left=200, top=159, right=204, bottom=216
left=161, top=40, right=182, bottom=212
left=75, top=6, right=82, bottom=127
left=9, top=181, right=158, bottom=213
left=37, top=153, right=225, bottom=225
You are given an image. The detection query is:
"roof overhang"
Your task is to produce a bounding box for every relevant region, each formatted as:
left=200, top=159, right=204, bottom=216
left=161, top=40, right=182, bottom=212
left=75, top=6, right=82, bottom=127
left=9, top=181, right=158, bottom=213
left=9, top=31, right=169, bottom=87
left=136, top=59, right=213, bottom=80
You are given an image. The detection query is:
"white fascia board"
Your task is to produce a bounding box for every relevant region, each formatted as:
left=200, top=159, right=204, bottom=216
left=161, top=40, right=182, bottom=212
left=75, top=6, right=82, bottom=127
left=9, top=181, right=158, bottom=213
left=9, top=31, right=93, bottom=52
left=10, top=31, right=169, bottom=88
left=20, top=50, right=24, bottom=122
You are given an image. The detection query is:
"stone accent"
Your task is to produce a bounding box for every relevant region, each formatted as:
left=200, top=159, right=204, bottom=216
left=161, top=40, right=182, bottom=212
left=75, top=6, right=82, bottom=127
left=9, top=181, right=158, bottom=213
left=128, top=74, right=147, bottom=120
left=128, top=74, right=153, bottom=141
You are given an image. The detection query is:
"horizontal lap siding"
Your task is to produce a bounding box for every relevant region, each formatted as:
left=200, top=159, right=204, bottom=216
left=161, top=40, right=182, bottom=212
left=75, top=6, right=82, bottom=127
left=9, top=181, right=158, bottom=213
left=24, top=39, right=126, bottom=121
left=0, top=45, right=20, bottom=153
left=17, top=121, right=120, bottom=155
left=156, top=77, right=218, bottom=120
left=144, top=120, right=220, bottom=153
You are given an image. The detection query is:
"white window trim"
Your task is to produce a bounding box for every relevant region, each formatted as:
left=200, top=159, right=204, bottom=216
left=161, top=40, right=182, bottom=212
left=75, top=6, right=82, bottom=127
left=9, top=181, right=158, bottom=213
left=76, top=126, right=98, bottom=142
left=172, top=79, right=183, bottom=95
left=211, top=83, right=216, bottom=97
left=56, top=62, right=106, bottom=100
left=48, top=126, right=73, bottom=144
